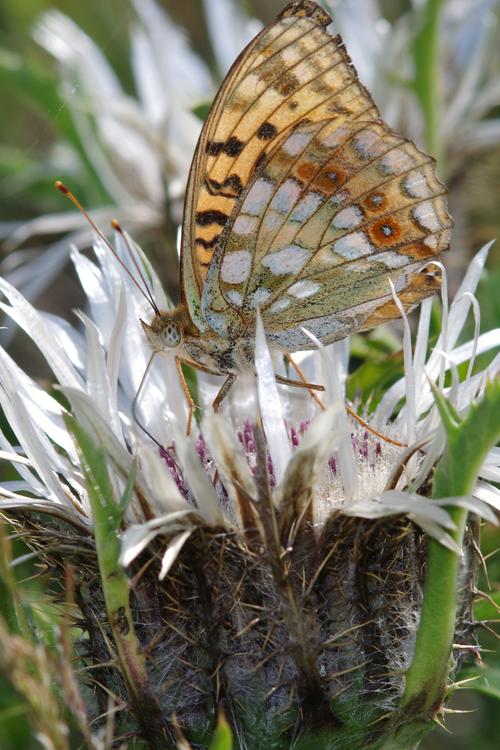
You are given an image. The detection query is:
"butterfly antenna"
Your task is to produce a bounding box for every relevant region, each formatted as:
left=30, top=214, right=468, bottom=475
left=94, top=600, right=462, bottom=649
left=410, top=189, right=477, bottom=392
left=132, top=351, right=163, bottom=450
left=55, top=181, right=160, bottom=316
left=111, top=219, right=158, bottom=315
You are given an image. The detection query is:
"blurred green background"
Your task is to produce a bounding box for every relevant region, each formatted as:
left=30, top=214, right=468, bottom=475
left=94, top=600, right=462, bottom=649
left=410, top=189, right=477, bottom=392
left=0, top=0, right=499, bottom=747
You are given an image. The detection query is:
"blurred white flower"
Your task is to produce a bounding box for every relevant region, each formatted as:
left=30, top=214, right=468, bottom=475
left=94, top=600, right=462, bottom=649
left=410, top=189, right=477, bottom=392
left=1, top=0, right=258, bottom=308
left=201, top=0, right=262, bottom=76
left=328, top=0, right=500, bottom=166
left=0, top=233, right=498, bottom=565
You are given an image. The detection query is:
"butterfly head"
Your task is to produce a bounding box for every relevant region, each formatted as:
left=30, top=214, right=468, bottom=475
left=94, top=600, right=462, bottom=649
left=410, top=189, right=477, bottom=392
left=141, top=309, right=184, bottom=352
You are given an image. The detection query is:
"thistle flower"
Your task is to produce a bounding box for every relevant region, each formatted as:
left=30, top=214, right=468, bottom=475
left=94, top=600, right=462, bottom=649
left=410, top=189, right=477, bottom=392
left=0, top=230, right=499, bottom=749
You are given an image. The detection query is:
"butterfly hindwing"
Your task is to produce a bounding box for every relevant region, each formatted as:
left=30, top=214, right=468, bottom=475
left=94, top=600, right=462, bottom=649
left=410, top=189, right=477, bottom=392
left=203, top=110, right=450, bottom=346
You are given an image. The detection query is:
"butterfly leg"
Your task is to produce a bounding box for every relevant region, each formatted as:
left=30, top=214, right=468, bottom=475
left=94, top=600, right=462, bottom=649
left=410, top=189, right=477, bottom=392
left=175, top=356, right=234, bottom=428
left=280, top=354, right=326, bottom=411
left=212, top=374, right=236, bottom=412
left=275, top=373, right=325, bottom=391
left=344, top=403, right=407, bottom=448
left=284, top=355, right=407, bottom=446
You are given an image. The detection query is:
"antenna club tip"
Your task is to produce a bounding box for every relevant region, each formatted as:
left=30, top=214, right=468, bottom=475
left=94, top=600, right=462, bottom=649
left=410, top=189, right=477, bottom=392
left=55, top=180, right=69, bottom=194
left=111, top=218, right=123, bottom=232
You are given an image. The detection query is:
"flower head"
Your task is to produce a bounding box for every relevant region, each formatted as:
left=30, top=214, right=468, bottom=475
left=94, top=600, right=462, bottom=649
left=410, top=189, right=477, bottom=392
left=0, top=229, right=498, bottom=745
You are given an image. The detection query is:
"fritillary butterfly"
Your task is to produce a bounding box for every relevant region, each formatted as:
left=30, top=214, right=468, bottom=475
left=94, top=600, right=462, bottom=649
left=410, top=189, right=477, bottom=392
left=143, top=0, right=452, bottom=411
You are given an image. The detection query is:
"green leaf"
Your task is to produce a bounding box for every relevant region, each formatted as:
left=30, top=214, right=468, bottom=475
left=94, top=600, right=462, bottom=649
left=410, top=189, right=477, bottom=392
left=65, top=414, right=120, bottom=526
left=411, top=0, right=446, bottom=163
left=432, top=379, right=500, bottom=498
left=192, top=100, right=213, bottom=122
left=118, top=459, right=137, bottom=516
left=208, top=712, right=233, bottom=750
left=0, top=521, right=31, bottom=639
left=474, top=591, right=500, bottom=621
left=402, top=379, right=500, bottom=718
left=477, top=266, right=500, bottom=331
left=427, top=378, right=461, bottom=437
left=460, top=665, right=500, bottom=700
left=0, top=49, right=61, bottom=115
left=350, top=329, right=402, bottom=359
left=181, top=362, right=199, bottom=423
left=64, top=416, right=168, bottom=738
left=0, top=49, right=109, bottom=202
left=347, top=353, right=403, bottom=409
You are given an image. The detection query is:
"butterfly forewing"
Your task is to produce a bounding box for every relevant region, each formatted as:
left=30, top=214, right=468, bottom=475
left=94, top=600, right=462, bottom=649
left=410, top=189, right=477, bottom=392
left=183, top=0, right=452, bottom=350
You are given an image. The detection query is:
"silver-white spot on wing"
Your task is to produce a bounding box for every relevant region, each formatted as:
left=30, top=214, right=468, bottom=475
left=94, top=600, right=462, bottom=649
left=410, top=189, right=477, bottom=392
left=220, top=250, right=252, bottom=284
left=270, top=179, right=302, bottom=214
left=241, top=178, right=275, bottom=216
left=413, top=201, right=441, bottom=232
left=332, top=205, right=364, bottom=230
left=290, top=192, right=323, bottom=222
left=333, top=232, right=373, bottom=260
left=288, top=280, right=321, bottom=298
left=262, top=244, right=311, bottom=275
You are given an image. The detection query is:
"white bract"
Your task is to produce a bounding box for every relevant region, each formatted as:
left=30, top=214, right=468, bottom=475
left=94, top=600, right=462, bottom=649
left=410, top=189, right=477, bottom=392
left=0, top=234, right=498, bottom=572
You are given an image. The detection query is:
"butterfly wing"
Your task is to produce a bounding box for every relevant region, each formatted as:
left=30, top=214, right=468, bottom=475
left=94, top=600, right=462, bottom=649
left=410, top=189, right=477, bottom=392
left=184, top=0, right=452, bottom=347
left=181, top=0, right=377, bottom=332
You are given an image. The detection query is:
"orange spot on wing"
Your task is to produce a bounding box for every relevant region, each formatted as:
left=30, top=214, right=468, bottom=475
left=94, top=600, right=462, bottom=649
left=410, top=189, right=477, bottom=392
left=363, top=191, right=388, bottom=212
left=369, top=218, right=402, bottom=246
left=196, top=246, right=214, bottom=267
left=362, top=270, right=441, bottom=329
left=314, top=167, right=346, bottom=193
left=297, top=162, right=317, bottom=180
left=407, top=242, right=438, bottom=260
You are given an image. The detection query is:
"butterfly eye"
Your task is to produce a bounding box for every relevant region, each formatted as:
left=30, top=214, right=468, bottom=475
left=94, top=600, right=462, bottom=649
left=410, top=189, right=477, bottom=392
left=163, top=322, right=182, bottom=348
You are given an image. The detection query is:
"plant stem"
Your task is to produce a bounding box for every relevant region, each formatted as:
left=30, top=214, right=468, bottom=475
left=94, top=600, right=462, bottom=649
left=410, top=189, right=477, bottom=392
left=402, top=381, right=500, bottom=717
left=402, top=509, right=468, bottom=716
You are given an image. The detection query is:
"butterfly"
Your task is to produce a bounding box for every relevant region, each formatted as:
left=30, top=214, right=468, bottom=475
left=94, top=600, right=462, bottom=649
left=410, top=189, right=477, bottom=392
left=142, top=0, right=452, bottom=416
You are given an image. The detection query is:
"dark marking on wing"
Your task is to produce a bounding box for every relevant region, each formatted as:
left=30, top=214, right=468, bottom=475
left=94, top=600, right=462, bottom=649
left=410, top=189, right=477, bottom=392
left=257, top=121, right=278, bottom=140
left=274, top=71, right=300, bottom=97
left=206, top=141, right=224, bottom=156
left=195, top=235, right=220, bottom=249
left=224, top=136, right=245, bottom=156
left=278, top=0, right=331, bottom=26
left=206, top=173, right=243, bottom=198
left=253, top=151, right=268, bottom=175
left=205, top=136, right=245, bottom=157
left=195, top=210, right=229, bottom=227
